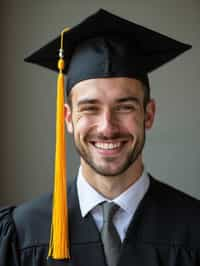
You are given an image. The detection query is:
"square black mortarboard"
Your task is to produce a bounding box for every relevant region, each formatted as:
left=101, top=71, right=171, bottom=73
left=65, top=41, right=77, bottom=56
left=24, top=9, right=191, bottom=94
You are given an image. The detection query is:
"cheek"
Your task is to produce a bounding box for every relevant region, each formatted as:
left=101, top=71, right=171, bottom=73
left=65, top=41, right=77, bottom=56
left=74, top=115, right=97, bottom=137
left=123, top=114, right=144, bottom=132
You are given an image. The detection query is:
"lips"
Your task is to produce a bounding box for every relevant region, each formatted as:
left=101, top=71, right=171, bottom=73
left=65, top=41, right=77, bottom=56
left=94, top=142, right=121, bottom=150
left=88, top=139, right=129, bottom=156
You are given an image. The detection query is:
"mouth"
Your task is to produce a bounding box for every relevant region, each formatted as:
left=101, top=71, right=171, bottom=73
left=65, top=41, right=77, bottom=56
left=89, top=140, right=128, bottom=155
left=93, top=142, right=121, bottom=150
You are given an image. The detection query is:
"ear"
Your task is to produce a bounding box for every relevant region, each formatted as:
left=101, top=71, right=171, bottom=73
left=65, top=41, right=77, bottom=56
left=64, top=103, right=73, bottom=133
left=144, top=99, right=156, bottom=129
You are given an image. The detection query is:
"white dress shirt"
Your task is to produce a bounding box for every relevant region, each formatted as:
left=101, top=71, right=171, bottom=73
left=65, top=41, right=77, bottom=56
left=77, top=167, right=150, bottom=242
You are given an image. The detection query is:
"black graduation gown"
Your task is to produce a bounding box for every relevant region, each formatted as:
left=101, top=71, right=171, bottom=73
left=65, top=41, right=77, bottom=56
left=0, top=176, right=200, bottom=266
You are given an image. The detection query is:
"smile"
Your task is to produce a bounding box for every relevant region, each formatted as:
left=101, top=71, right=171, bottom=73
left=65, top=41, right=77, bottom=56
left=94, top=142, right=121, bottom=150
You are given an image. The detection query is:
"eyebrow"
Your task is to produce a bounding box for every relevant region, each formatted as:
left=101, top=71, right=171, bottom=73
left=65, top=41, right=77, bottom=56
left=77, top=96, right=141, bottom=107
left=116, top=96, right=140, bottom=104
left=77, top=98, right=100, bottom=107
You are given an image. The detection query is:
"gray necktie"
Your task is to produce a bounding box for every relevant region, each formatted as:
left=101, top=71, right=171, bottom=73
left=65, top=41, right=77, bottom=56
left=101, top=202, right=121, bottom=266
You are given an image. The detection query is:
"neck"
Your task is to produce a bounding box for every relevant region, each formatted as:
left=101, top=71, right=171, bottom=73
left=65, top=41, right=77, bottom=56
left=81, top=156, right=144, bottom=199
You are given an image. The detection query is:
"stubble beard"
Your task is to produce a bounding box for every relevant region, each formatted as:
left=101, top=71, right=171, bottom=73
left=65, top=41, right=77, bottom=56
left=72, top=129, right=146, bottom=177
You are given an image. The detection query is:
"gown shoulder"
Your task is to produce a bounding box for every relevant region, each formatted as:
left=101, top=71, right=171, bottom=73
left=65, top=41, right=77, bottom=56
left=0, top=205, right=19, bottom=265
left=0, top=193, right=52, bottom=266
left=128, top=177, right=200, bottom=265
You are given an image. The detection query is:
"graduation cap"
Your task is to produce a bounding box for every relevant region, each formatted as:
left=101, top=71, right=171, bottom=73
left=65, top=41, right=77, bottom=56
left=25, top=8, right=191, bottom=94
left=24, top=9, right=191, bottom=263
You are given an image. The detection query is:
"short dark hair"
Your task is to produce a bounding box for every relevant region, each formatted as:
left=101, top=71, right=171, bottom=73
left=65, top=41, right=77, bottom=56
left=142, top=82, right=151, bottom=108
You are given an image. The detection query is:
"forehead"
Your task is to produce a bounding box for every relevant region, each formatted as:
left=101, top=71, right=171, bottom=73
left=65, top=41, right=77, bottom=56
left=70, top=77, right=144, bottom=103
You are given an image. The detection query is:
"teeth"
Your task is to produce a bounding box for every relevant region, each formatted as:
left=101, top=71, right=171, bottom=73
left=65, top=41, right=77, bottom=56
left=94, top=142, right=121, bottom=150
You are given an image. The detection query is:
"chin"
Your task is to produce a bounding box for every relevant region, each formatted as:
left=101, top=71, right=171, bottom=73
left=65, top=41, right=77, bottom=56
left=87, top=160, right=132, bottom=177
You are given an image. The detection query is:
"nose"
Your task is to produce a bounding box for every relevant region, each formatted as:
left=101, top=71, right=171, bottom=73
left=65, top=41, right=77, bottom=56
left=97, top=109, right=119, bottom=137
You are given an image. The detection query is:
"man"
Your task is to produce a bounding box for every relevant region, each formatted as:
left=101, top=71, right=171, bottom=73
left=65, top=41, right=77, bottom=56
left=0, top=9, right=200, bottom=266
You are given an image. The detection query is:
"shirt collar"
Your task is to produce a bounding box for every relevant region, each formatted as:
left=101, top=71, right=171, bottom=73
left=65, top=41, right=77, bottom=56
left=77, top=166, right=150, bottom=218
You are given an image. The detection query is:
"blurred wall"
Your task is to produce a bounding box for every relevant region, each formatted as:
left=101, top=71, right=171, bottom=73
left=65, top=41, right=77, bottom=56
left=1, top=0, right=200, bottom=205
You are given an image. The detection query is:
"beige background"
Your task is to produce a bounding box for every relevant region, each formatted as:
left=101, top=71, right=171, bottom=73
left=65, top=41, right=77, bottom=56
left=1, top=0, right=200, bottom=205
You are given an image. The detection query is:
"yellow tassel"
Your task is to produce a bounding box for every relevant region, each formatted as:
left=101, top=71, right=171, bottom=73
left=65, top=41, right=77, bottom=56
left=48, top=57, right=70, bottom=259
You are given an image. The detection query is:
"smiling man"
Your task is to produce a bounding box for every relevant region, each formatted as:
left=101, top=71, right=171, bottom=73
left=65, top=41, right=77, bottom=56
left=65, top=77, right=155, bottom=199
left=0, top=9, right=200, bottom=266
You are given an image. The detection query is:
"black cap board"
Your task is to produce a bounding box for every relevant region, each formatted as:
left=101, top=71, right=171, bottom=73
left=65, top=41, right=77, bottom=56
left=24, top=9, right=192, bottom=94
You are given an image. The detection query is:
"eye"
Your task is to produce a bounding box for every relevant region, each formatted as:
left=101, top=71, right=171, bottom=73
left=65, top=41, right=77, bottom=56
left=79, top=105, right=99, bottom=114
left=115, top=104, right=136, bottom=112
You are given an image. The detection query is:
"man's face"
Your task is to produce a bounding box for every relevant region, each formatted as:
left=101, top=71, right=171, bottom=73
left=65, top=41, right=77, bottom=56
left=65, top=77, right=155, bottom=177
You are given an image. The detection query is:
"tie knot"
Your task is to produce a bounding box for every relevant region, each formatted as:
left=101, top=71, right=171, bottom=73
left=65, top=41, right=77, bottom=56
left=102, top=202, right=119, bottom=223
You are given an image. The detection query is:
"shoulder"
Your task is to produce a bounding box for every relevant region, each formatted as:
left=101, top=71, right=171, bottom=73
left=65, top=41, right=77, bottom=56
left=0, top=205, right=16, bottom=221
left=140, top=176, right=200, bottom=248
left=0, top=206, right=16, bottom=239
left=12, top=181, right=76, bottom=250
left=149, top=176, right=200, bottom=212
left=0, top=206, right=19, bottom=264
left=13, top=192, right=52, bottom=225
left=12, top=193, right=52, bottom=249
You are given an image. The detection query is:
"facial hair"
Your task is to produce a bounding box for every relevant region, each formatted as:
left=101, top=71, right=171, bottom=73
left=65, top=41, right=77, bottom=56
left=72, top=123, right=146, bottom=177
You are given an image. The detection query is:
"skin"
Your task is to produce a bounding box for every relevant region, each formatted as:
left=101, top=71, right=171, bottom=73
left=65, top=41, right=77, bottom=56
left=65, top=77, right=156, bottom=199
